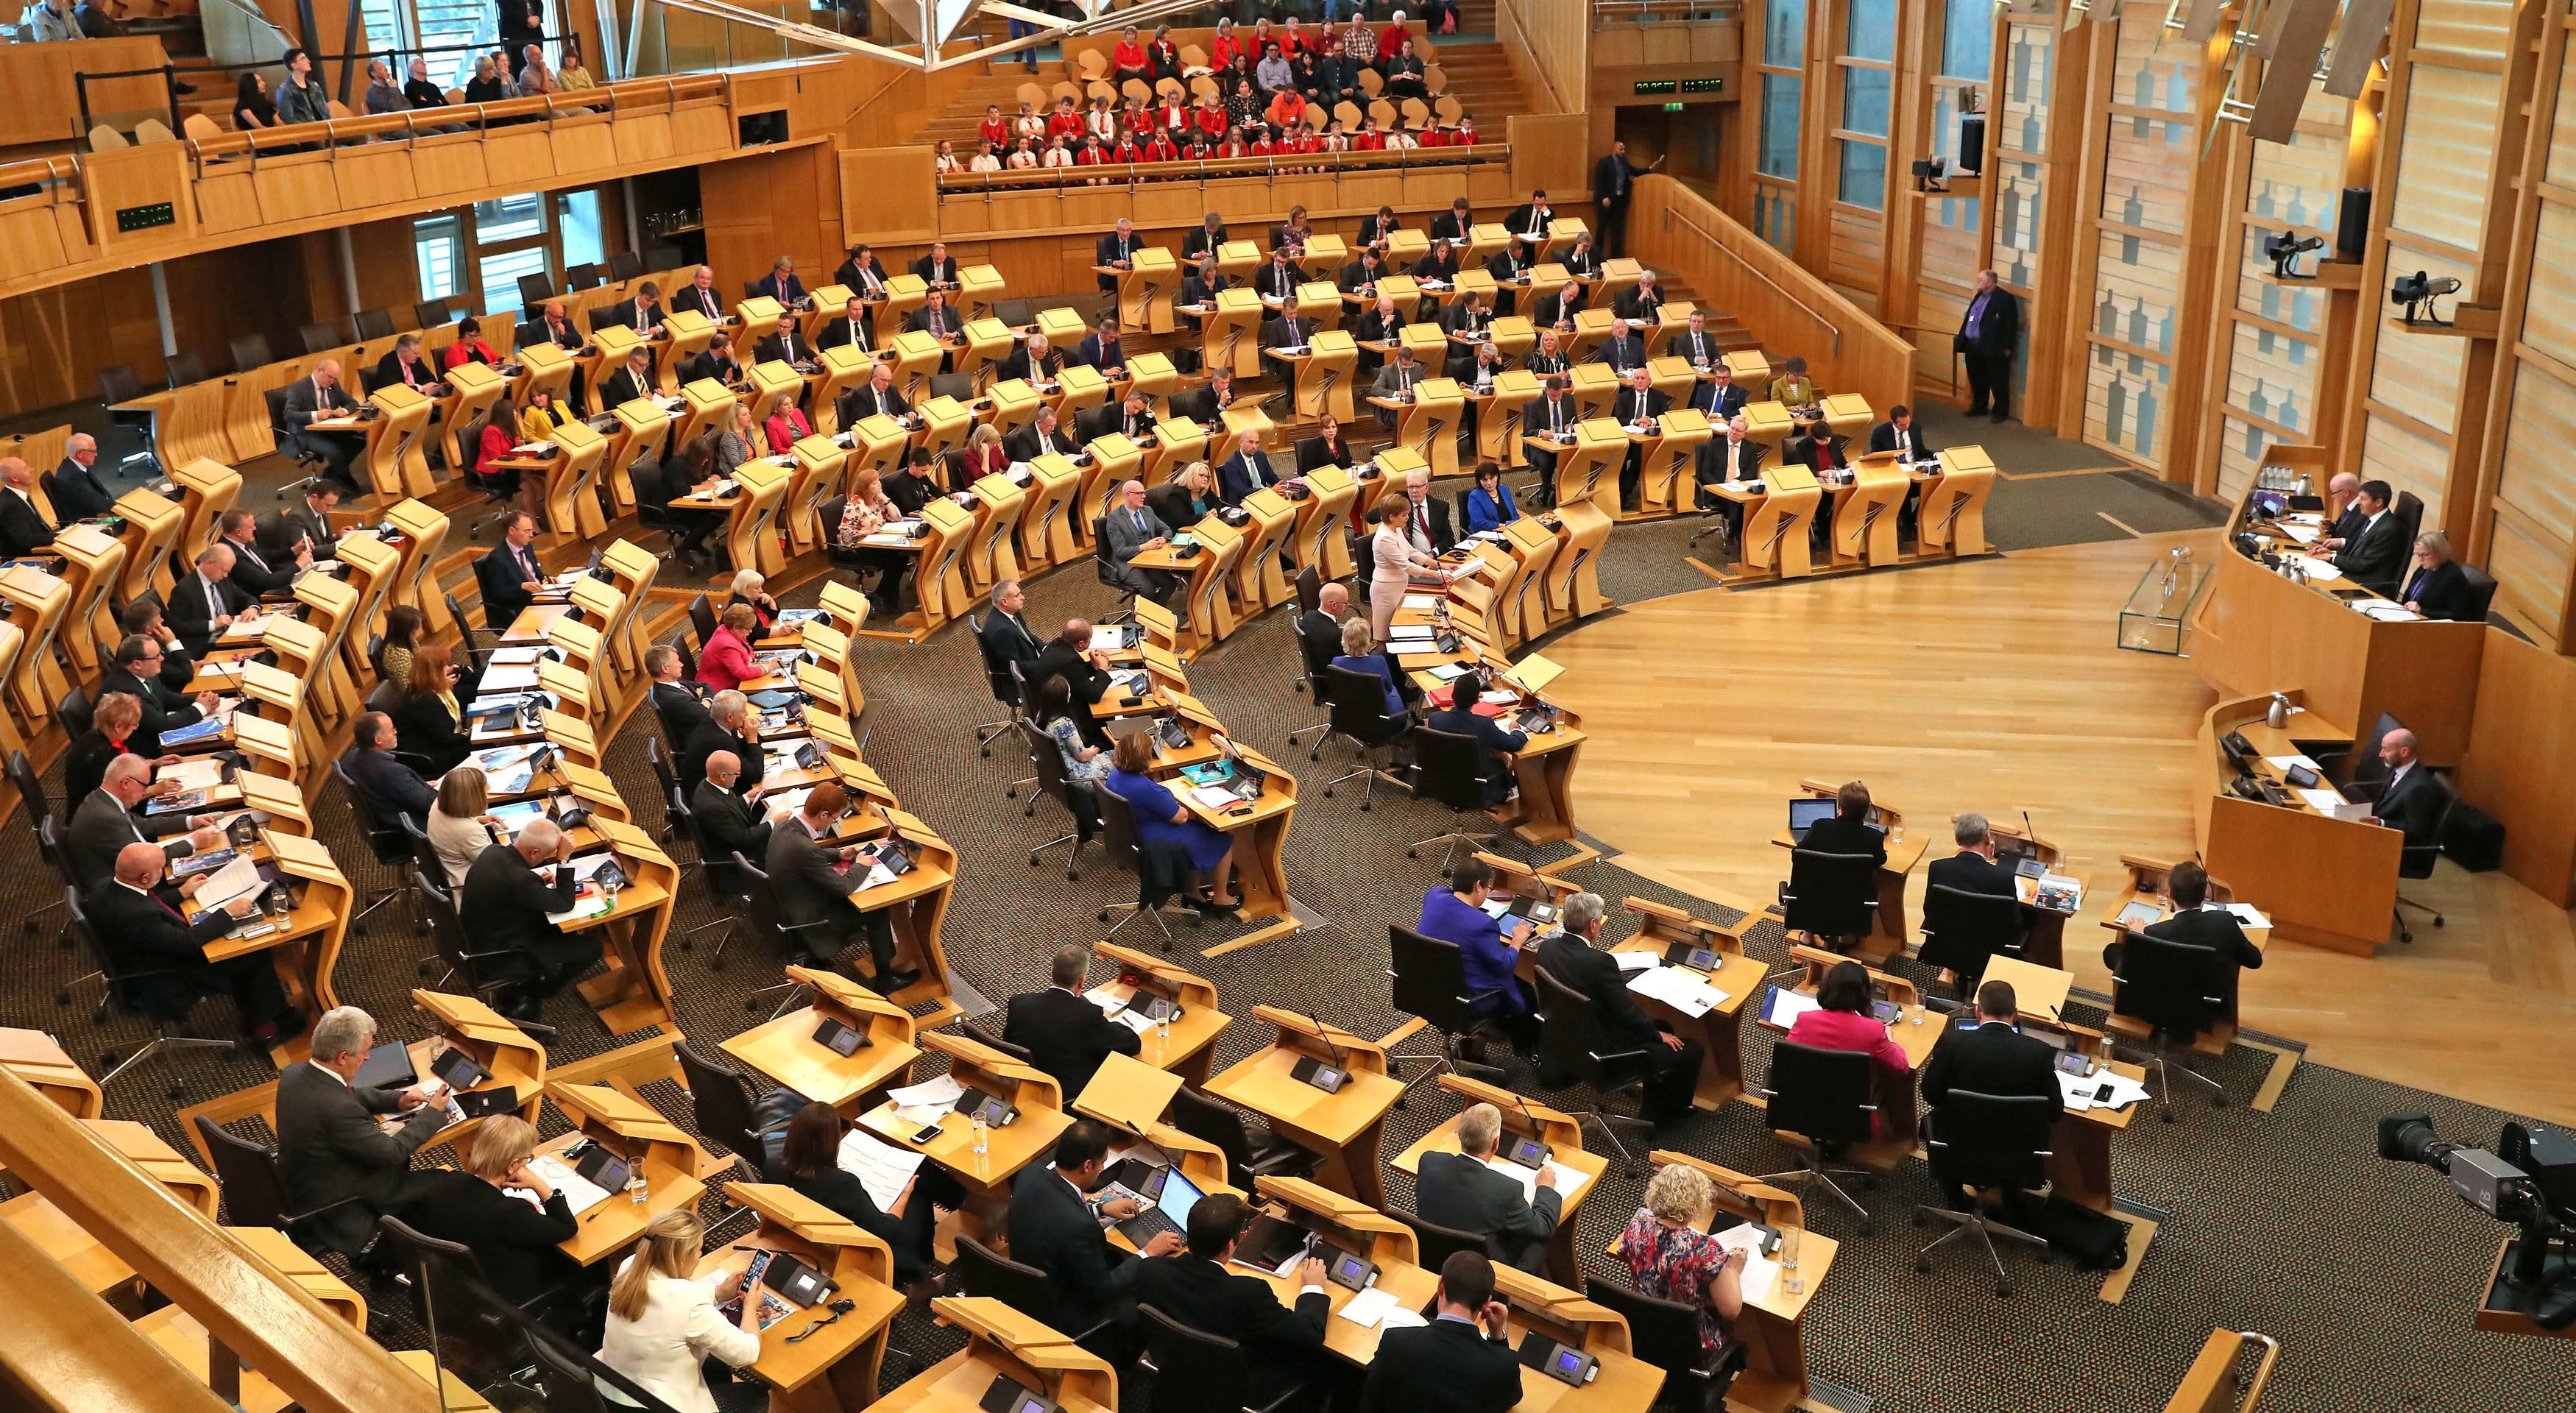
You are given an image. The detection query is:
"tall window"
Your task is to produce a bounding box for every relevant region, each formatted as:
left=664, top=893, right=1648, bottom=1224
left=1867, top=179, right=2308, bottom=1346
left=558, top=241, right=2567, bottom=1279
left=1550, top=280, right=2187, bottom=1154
left=410, top=186, right=606, bottom=319
left=1836, top=0, right=1894, bottom=213
left=1919, top=0, right=1998, bottom=389
left=1753, top=0, right=1806, bottom=252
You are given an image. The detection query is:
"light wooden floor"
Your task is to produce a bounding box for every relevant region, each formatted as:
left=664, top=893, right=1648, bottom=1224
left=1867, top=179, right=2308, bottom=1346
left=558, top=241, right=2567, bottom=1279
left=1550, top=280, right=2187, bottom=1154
left=1544, top=530, right=2576, bottom=1125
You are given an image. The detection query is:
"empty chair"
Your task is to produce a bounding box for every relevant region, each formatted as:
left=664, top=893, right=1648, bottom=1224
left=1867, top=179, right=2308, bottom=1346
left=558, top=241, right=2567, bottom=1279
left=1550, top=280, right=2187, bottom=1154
left=674, top=1041, right=768, bottom=1180
left=300, top=318, right=348, bottom=355
left=413, top=299, right=452, bottom=332
left=517, top=272, right=556, bottom=317
left=97, top=362, right=141, bottom=406
left=563, top=262, right=606, bottom=291
left=165, top=350, right=210, bottom=387
left=952, top=1235, right=1111, bottom=1342
left=353, top=308, right=396, bottom=341
left=606, top=250, right=645, bottom=283
left=228, top=333, right=273, bottom=375
left=1168, top=1084, right=1320, bottom=1186
left=1406, top=724, right=1496, bottom=868
left=1390, top=1206, right=1488, bottom=1274
left=1754, top=1041, right=1879, bottom=1233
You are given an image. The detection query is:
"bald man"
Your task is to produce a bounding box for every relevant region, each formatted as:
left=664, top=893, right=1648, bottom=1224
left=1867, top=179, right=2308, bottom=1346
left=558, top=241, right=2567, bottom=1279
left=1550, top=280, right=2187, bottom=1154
left=282, top=358, right=363, bottom=492
left=67, top=754, right=220, bottom=891
left=2366, top=728, right=2446, bottom=850
left=2318, top=472, right=2366, bottom=550
left=89, top=841, right=297, bottom=1040
left=689, top=749, right=773, bottom=867
left=459, top=815, right=590, bottom=1021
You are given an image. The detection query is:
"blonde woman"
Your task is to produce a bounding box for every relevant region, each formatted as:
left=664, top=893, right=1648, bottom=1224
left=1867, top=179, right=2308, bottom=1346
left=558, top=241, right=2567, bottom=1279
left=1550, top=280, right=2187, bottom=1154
left=1613, top=1164, right=1744, bottom=1365
left=426, top=766, right=500, bottom=888
left=397, top=1115, right=582, bottom=1301
left=598, top=1209, right=763, bottom=1412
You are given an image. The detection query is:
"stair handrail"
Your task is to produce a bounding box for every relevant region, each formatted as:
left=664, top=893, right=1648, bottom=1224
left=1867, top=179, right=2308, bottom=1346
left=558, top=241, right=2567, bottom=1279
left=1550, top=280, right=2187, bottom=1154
left=1663, top=205, right=1841, bottom=356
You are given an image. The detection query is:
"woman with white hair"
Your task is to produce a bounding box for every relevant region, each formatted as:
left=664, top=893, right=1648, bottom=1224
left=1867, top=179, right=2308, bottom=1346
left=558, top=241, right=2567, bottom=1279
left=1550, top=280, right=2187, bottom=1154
left=2400, top=530, right=2477, bottom=621
left=724, top=567, right=776, bottom=634
left=1613, top=1163, right=1746, bottom=1365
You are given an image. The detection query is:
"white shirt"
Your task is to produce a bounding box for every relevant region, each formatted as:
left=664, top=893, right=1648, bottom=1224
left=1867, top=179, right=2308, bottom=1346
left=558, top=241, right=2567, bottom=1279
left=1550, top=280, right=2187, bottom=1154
left=597, top=1267, right=762, bottom=1413
left=310, top=1058, right=350, bottom=1087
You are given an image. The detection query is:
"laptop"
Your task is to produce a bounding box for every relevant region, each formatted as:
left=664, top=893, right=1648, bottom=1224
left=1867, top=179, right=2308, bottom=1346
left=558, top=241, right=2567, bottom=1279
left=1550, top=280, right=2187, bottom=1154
left=1112, top=1165, right=1203, bottom=1247
left=1785, top=797, right=1839, bottom=833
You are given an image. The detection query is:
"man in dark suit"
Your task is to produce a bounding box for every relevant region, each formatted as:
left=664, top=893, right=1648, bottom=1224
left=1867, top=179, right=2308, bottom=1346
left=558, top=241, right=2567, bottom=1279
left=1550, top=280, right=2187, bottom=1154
left=910, top=243, right=961, bottom=288
left=980, top=579, right=1044, bottom=693
left=371, top=335, right=438, bottom=395
left=1075, top=315, right=1128, bottom=380
left=217, top=509, right=302, bottom=598
left=1688, top=365, right=1749, bottom=425
left=1415, top=1102, right=1561, bottom=1271
left=282, top=359, right=364, bottom=490
left=1612, top=269, right=1665, bottom=323
left=459, top=816, right=590, bottom=1019
left=1531, top=893, right=1705, bottom=1123
left=690, top=751, right=771, bottom=867
left=753, top=312, right=814, bottom=366
left=1005, top=406, right=1078, bottom=464
left=1439, top=291, right=1493, bottom=342
left=839, top=364, right=910, bottom=427
left=99, top=635, right=215, bottom=757
left=1180, top=215, right=1230, bottom=263
left=475, top=511, right=548, bottom=627
left=600, top=349, right=657, bottom=411
left=1215, top=429, right=1279, bottom=507
left=754, top=257, right=807, bottom=305
left=1696, top=414, right=1763, bottom=529
left=1003, top=945, right=1141, bottom=1101
left=532, top=302, right=585, bottom=353
left=1484, top=239, right=1534, bottom=311
left=1357, top=1250, right=1522, bottom=1413
left=598, top=280, right=664, bottom=333
left=1080, top=390, right=1155, bottom=446
left=680, top=691, right=757, bottom=803
left=1095, top=217, right=1144, bottom=294
left=1594, top=318, right=1648, bottom=373
left=68, top=754, right=221, bottom=892
left=1259, top=295, right=1314, bottom=387
left=679, top=340, right=742, bottom=388
left=2331, top=478, right=2407, bottom=597
left=1251, top=248, right=1301, bottom=303
left=835, top=245, right=891, bottom=299
left=1593, top=140, right=1652, bottom=257
left=1919, top=979, right=2063, bottom=1211
left=1501, top=190, right=1554, bottom=244
left=46, top=433, right=115, bottom=520
left=1664, top=308, right=1720, bottom=370
left=1131, top=1191, right=1331, bottom=1388
left=2318, top=472, right=2366, bottom=548
left=2366, top=727, right=2446, bottom=850
left=672, top=266, right=726, bottom=322
left=1955, top=269, right=2023, bottom=422
left=1797, top=781, right=1888, bottom=865
left=277, top=1004, right=445, bottom=1254
left=1355, top=293, right=1407, bottom=349
left=768, top=782, right=915, bottom=991
left=2104, top=860, right=2264, bottom=1005
left=1027, top=617, right=1120, bottom=750
left=342, top=712, right=435, bottom=824
left=1611, top=366, right=1669, bottom=509
left=994, top=333, right=1064, bottom=389
left=1009, top=1122, right=1186, bottom=1344
left=815, top=296, right=875, bottom=355
left=645, top=645, right=712, bottom=746
left=1337, top=249, right=1386, bottom=295
left=1295, top=581, right=1351, bottom=682
left=1398, top=466, right=1456, bottom=555
left=905, top=289, right=960, bottom=348
left=1429, top=197, right=1474, bottom=245
left=1868, top=404, right=1936, bottom=461
left=1425, top=667, right=1526, bottom=807
left=1928, top=812, right=2017, bottom=896
left=283, top=484, right=342, bottom=563
left=91, top=841, right=293, bottom=1038
left=1516, top=375, right=1579, bottom=503
left=1172, top=368, right=1238, bottom=430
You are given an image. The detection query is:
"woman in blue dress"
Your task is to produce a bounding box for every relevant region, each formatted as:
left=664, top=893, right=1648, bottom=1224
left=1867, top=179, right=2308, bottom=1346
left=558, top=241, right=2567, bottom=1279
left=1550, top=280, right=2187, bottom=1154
left=1329, top=616, right=1409, bottom=718
left=1462, top=459, right=1517, bottom=533
left=1105, top=732, right=1238, bottom=915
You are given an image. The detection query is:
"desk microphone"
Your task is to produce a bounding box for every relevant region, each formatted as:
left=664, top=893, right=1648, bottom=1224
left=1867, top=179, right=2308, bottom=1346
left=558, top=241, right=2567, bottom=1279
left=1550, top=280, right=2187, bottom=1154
left=2021, top=810, right=2036, bottom=848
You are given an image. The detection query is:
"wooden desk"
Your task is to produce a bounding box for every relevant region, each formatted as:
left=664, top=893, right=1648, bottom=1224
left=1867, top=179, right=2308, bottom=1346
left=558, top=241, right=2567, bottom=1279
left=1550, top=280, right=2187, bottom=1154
left=855, top=1030, right=1069, bottom=1214
left=1913, top=446, right=1996, bottom=560
left=1709, top=465, right=1823, bottom=582
left=723, top=965, right=922, bottom=1113
left=1634, top=1152, right=1833, bottom=1413
left=406, top=989, right=547, bottom=1143
left=1604, top=898, right=1768, bottom=1111
left=1203, top=1009, right=1403, bottom=1207
left=1770, top=779, right=1931, bottom=962
left=1087, top=941, right=1231, bottom=1085
left=2196, top=692, right=2399, bottom=955
left=3, top=1119, right=220, bottom=1297
left=1762, top=947, right=1938, bottom=1165
left=874, top=1297, right=1119, bottom=1413
left=0, top=1027, right=103, bottom=1119
left=541, top=1082, right=708, bottom=1266
left=1389, top=1074, right=1609, bottom=1286
left=696, top=1183, right=905, bottom=1413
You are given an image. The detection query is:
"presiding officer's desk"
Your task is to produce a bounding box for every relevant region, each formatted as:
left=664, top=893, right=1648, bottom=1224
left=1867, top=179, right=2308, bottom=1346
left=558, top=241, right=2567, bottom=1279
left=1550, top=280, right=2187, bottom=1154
left=2196, top=690, right=2399, bottom=955
left=1203, top=1007, right=1405, bottom=1208
left=722, top=964, right=923, bottom=1113
left=1623, top=1153, right=1833, bottom=1413
left=1770, top=779, right=1929, bottom=964
left=693, top=1183, right=905, bottom=1413
left=2190, top=484, right=2485, bottom=762
left=1390, top=1072, right=1609, bottom=1288
left=876, top=1297, right=1119, bottom=1413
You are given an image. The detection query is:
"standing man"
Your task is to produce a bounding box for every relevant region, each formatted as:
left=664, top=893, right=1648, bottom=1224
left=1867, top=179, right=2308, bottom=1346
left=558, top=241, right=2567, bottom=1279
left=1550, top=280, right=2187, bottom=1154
left=1955, top=269, right=2022, bottom=424
left=1593, top=140, right=1657, bottom=258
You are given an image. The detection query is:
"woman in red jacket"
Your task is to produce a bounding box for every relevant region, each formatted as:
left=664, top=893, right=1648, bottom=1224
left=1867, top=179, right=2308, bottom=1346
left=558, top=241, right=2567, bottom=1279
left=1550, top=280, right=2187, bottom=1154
left=1111, top=26, right=1150, bottom=85
left=444, top=315, right=498, bottom=370
left=1209, top=17, right=1242, bottom=71
left=958, top=424, right=1010, bottom=484
left=1782, top=961, right=1915, bottom=1137
left=764, top=400, right=813, bottom=454
left=694, top=602, right=760, bottom=693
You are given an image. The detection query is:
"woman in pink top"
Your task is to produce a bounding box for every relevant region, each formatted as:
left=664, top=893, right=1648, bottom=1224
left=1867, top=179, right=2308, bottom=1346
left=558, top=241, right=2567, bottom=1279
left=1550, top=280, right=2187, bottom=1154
left=694, top=602, right=760, bottom=694
left=1783, top=960, right=1912, bottom=1136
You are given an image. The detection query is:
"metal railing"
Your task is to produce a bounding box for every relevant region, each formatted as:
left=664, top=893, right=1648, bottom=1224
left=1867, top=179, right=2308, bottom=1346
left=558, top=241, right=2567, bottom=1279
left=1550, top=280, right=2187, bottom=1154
left=1663, top=206, right=1842, bottom=356
left=70, top=33, right=579, bottom=143
left=936, top=141, right=1511, bottom=197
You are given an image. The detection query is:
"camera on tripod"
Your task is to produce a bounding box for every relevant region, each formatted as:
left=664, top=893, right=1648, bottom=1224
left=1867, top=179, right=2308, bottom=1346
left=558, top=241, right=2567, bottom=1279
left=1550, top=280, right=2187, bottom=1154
left=2379, top=1113, right=2576, bottom=1331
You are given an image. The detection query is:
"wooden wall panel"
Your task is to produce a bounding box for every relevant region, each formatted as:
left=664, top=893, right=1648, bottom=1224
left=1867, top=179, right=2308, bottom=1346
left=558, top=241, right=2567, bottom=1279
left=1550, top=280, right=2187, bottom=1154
left=1508, top=114, right=1594, bottom=204
left=1825, top=206, right=1883, bottom=313
left=2458, top=628, right=2576, bottom=905
left=2386, top=64, right=2502, bottom=253
left=2549, top=35, right=2576, bottom=191
left=2517, top=202, right=2576, bottom=369
left=2368, top=244, right=2474, bottom=435
left=2413, top=0, right=2516, bottom=56
left=841, top=147, right=938, bottom=247
left=1496, top=0, right=1587, bottom=116
left=2358, top=408, right=2452, bottom=520
left=2492, top=358, right=2576, bottom=640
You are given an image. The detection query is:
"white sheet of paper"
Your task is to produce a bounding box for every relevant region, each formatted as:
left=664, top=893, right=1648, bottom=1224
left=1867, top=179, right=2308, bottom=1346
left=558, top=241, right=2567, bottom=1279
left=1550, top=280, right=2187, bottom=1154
left=1401, top=594, right=1438, bottom=609
left=528, top=1155, right=614, bottom=1214
left=1610, top=949, right=1659, bottom=974
left=2264, top=754, right=2323, bottom=774
left=488, top=647, right=548, bottom=665
left=2299, top=558, right=2344, bottom=581
left=1189, top=785, right=1244, bottom=810
left=159, top=757, right=228, bottom=791
left=480, top=665, right=542, bottom=693
left=888, top=1074, right=966, bottom=1109
left=2224, top=904, right=2272, bottom=929
left=837, top=1126, right=928, bottom=1212
left=190, top=852, right=266, bottom=908
left=1336, top=1286, right=1404, bottom=1328
left=1628, top=965, right=1727, bottom=1017
left=2296, top=787, right=2346, bottom=812
left=1480, top=1155, right=1589, bottom=1208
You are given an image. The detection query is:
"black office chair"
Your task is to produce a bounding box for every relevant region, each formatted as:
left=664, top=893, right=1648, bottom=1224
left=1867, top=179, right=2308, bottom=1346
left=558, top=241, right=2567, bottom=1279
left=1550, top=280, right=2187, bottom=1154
left=1585, top=1276, right=1747, bottom=1409
left=1094, top=783, right=1183, bottom=950
left=229, top=333, right=272, bottom=374
left=353, top=308, right=396, bottom=341
left=967, top=612, right=1025, bottom=754
left=643, top=734, right=687, bottom=850
left=98, top=361, right=141, bottom=406
left=72, top=886, right=238, bottom=1097
left=606, top=250, right=645, bottom=283
left=1915, top=884, right=2026, bottom=1007
left=1390, top=1206, right=1490, bottom=1272
left=1138, top=1304, right=1306, bottom=1413
left=2393, top=773, right=2456, bottom=941
left=1169, top=1084, right=1320, bottom=1185
left=1914, top=1091, right=2056, bottom=1297
left=54, top=684, right=93, bottom=740
left=1409, top=723, right=1500, bottom=870
left=734, top=854, right=845, bottom=977
left=990, top=297, right=1034, bottom=328
left=330, top=757, right=420, bottom=934
left=2109, top=931, right=2229, bottom=1119
left=376, top=1215, right=550, bottom=1385
left=413, top=299, right=451, bottom=332
left=517, top=272, right=556, bottom=319
left=687, top=591, right=718, bottom=656
left=1016, top=719, right=1096, bottom=880
left=1385, top=924, right=1506, bottom=1095
left=166, top=350, right=209, bottom=387
left=1317, top=663, right=1412, bottom=809
left=192, top=1115, right=372, bottom=1253
left=446, top=592, right=495, bottom=668
left=1752, top=1041, right=1878, bottom=1233
left=2458, top=563, right=2499, bottom=622
left=1780, top=849, right=1879, bottom=952
left=263, top=384, right=329, bottom=497
left=520, top=1322, right=621, bottom=1413
left=676, top=796, right=749, bottom=969
left=563, top=262, right=606, bottom=292
left=1532, top=966, right=1654, bottom=1173
left=1092, top=516, right=1139, bottom=621
left=952, top=1235, right=1115, bottom=1345
left=300, top=318, right=348, bottom=355
left=675, top=1040, right=769, bottom=1183
left=1287, top=614, right=1337, bottom=754
left=415, top=870, right=553, bottom=1035
left=927, top=372, right=974, bottom=403
left=2394, top=489, right=2425, bottom=551
left=10, top=749, right=66, bottom=941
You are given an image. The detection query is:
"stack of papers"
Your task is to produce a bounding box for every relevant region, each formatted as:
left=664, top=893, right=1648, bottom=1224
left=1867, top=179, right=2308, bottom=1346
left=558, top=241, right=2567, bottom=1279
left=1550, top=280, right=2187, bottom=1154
left=2299, top=558, right=2345, bottom=581
left=1189, top=784, right=1245, bottom=810
left=160, top=757, right=230, bottom=792
left=1627, top=965, right=1727, bottom=1017
left=188, top=853, right=268, bottom=913
left=2224, top=903, right=2272, bottom=929
left=1480, top=1155, right=1590, bottom=1206
left=1610, top=950, right=1660, bottom=974
left=836, top=1127, right=928, bottom=1211
left=1336, top=1287, right=1426, bottom=1329
left=1401, top=594, right=1439, bottom=609
left=489, top=646, right=549, bottom=666
left=2354, top=601, right=2421, bottom=622
left=527, top=1154, right=615, bottom=1214
left=2058, top=1069, right=2153, bottom=1112
left=887, top=1076, right=965, bottom=1123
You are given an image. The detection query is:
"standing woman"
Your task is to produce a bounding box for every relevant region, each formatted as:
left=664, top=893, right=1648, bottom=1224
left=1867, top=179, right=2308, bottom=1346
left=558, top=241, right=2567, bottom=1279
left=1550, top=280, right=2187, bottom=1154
left=1368, top=491, right=1448, bottom=640
left=1103, top=732, right=1238, bottom=915
left=596, top=1210, right=765, bottom=1412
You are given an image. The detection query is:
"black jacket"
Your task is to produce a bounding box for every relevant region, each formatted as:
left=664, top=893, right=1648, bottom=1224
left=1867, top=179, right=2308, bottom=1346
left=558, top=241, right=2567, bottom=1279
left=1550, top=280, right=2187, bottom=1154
left=2374, top=765, right=2447, bottom=851
left=458, top=843, right=585, bottom=971
left=1181, top=226, right=1229, bottom=261
left=86, top=878, right=238, bottom=1019
left=391, top=690, right=473, bottom=777
left=911, top=255, right=960, bottom=286
left=2134, top=907, right=2265, bottom=999
left=1920, top=1021, right=2062, bottom=1118
left=397, top=1167, right=581, bottom=1297
left=2335, top=511, right=2409, bottom=598
left=1414, top=1149, right=1560, bottom=1268
left=1027, top=639, right=1115, bottom=749
left=765, top=816, right=869, bottom=934
left=2400, top=560, right=2475, bottom=620
left=1426, top=703, right=1524, bottom=804
left=1612, top=286, right=1664, bottom=323
left=344, top=746, right=436, bottom=825
left=1532, top=931, right=1660, bottom=1053
left=754, top=329, right=813, bottom=366
left=1002, top=986, right=1141, bottom=1102
left=1359, top=1317, right=1522, bottom=1413
left=1796, top=813, right=1886, bottom=867
left=476, top=541, right=547, bottom=623
left=597, top=297, right=663, bottom=333
left=652, top=679, right=714, bottom=747
left=1007, top=1164, right=1140, bottom=1333
left=46, top=458, right=115, bottom=520
left=221, top=536, right=296, bottom=598
left=1867, top=419, right=1936, bottom=459
left=62, top=729, right=127, bottom=808
left=1295, top=433, right=1352, bottom=474
left=1955, top=286, right=2022, bottom=358
left=98, top=663, right=202, bottom=759
left=1927, top=851, right=2015, bottom=897
left=680, top=718, right=758, bottom=802
left=838, top=381, right=910, bottom=425
left=690, top=777, right=772, bottom=867
left=816, top=311, right=876, bottom=353
left=276, top=1058, right=445, bottom=1253
left=0, top=487, right=55, bottom=558
left=1130, top=1252, right=1328, bottom=1375
left=1004, top=421, right=1078, bottom=464
left=600, top=366, right=654, bottom=411
left=1611, top=385, right=1669, bottom=425
left=994, top=345, right=1064, bottom=387
left=980, top=609, right=1046, bottom=698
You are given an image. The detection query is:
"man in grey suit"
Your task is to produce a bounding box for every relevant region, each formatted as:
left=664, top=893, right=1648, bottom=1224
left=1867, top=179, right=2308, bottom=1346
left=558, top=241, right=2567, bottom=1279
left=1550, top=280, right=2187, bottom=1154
left=765, top=781, right=916, bottom=993
left=1413, top=1102, right=1562, bottom=1272
left=277, top=1005, right=445, bottom=1255
left=1369, top=344, right=1426, bottom=431
left=1103, top=479, right=1181, bottom=607
left=67, top=755, right=221, bottom=892
left=283, top=484, right=342, bottom=562
left=282, top=359, right=364, bottom=492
